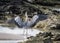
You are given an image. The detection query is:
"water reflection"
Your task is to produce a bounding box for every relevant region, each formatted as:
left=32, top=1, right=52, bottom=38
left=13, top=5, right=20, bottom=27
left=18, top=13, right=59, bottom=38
left=0, top=26, right=41, bottom=39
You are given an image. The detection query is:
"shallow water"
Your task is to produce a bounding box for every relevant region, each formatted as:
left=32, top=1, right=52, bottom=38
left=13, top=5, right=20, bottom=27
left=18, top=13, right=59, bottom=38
left=0, top=26, right=43, bottom=43
left=0, top=40, right=23, bottom=43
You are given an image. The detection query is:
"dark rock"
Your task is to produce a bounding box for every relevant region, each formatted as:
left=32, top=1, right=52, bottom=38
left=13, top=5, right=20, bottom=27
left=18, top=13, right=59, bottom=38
left=8, top=5, right=21, bottom=14
left=43, top=36, right=53, bottom=43
left=53, top=34, right=60, bottom=41
left=51, top=24, right=60, bottom=29
left=52, top=10, right=60, bottom=14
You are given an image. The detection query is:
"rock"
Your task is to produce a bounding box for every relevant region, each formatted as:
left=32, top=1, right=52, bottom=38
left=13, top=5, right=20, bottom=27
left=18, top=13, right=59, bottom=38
left=27, top=0, right=35, bottom=3
left=50, top=24, right=60, bottom=30
left=43, top=36, right=53, bottom=43
left=53, top=34, right=60, bottom=41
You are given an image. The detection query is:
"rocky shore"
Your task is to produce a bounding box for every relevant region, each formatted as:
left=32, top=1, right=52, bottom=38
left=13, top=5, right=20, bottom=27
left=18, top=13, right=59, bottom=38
left=0, top=0, right=60, bottom=43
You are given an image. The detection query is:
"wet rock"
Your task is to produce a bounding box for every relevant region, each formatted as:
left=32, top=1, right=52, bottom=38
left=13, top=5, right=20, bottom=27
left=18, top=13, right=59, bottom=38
left=27, top=0, right=35, bottom=3
left=43, top=36, right=53, bottom=43
left=53, top=34, right=60, bottom=41
left=43, top=32, right=53, bottom=38
left=50, top=24, right=60, bottom=30
left=52, top=10, right=60, bottom=14
left=55, top=24, right=60, bottom=29
left=27, top=36, right=34, bottom=39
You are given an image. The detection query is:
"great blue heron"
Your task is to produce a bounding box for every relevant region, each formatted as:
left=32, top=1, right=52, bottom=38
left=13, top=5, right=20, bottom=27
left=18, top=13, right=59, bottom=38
left=14, top=12, right=48, bottom=28
left=6, top=11, right=48, bottom=28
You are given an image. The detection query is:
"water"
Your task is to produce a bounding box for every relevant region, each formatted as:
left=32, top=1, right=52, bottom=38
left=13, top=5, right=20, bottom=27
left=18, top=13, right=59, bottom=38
left=0, top=40, right=23, bottom=43
left=0, top=26, right=43, bottom=43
